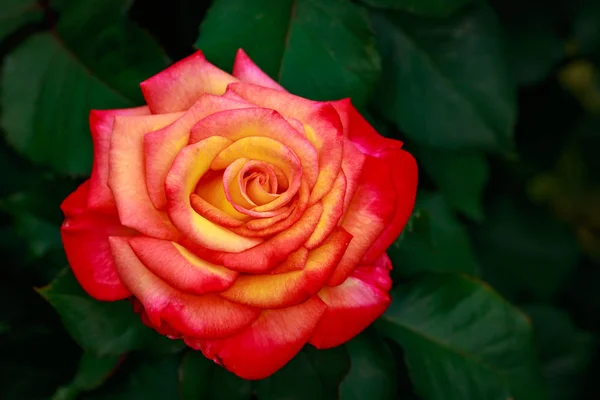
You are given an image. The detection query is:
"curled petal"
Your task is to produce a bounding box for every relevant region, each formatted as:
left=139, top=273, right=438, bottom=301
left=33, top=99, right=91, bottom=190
left=128, top=237, right=237, bottom=295
left=108, top=114, right=183, bottom=240
left=232, top=49, right=286, bottom=91
left=305, top=172, right=346, bottom=249
left=145, top=94, right=254, bottom=209
left=140, top=51, right=238, bottom=113
left=165, top=136, right=262, bottom=252
left=88, top=106, right=150, bottom=212
left=310, top=255, right=392, bottom=349
left=185, top=295, right=327, bottom=380
left=220, top=228, right=352, bottom=308
left=60, top=181, right=132, bottom=301
left=109, top=237, right=259, bottom=339
left=340, top=138, right=366, bottom=214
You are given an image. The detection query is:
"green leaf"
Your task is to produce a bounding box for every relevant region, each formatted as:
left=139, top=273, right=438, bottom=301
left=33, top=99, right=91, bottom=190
left=340, top=331, right=396, bottom=400
left=0, top=0, right=43, bottom=41
left=196, top=0, right=380, bottom=107
left=180, top=351, right=252, bottom=400
left=376, top=273, right=547, bottom=400
left=87, top=354, right=180, bottom=400
left=573, top=0, right=600, bottom=55
left=371, top=4, right=516, bottom=151
left=523, top=304, right=597, bottom=400
left=38, top=269, right=184, bottom=356
left=52, top=352, right=121, bottom=400
left=360, top=0, right=474, bottom=18
left=256, top=346, right=350, bottom=400
left=1, top=0, right=167, bottom=175
left=419, top=149, right=488, bottom=220
left=470, top=199, right=580, bottom=302
left=389, top=192, right=478, bottom=277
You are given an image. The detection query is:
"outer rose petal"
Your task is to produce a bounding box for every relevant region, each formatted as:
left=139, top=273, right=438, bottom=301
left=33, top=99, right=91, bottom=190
left=362, top=149, right=418, bottom=263
left=327, top=156, right=397, bottom=286
left=140, top=51, right=238, bottom=114
left=88, top=106, right=150, bottom=212
left=60, top=181, right=132, bottom=301
left=232, top=49, right=286, bottom=91
left=309, top=254, right=392, bottom=349
left=331, top=99, right=402, bottom=156
left=109, top=237, right=259, bottom=339
left=186, top=295, right=327, bottom=380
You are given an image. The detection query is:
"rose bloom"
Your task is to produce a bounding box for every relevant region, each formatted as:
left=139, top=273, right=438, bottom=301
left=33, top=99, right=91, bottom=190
left=60, top=49, right=417, bottom=379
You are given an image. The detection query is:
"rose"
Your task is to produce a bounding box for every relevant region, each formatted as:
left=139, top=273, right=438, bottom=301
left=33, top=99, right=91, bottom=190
left=60, top=49, right=417, bottom=379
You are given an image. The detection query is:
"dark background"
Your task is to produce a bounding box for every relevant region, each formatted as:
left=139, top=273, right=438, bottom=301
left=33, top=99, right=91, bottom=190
left=1, top=0, right=599, bottom=399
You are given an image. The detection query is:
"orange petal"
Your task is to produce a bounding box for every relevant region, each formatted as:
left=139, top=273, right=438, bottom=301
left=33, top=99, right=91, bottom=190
left=165, top=137, right=262, bottom=252
left=192, top=201, right=323, bottom=273
left=220, top=228, right=352, bottom=308
left=60, top=181, right=133, bottom=301
left=109, top=237, right=259, bottom=339
left=185, top=295, right=327, bottom=380
left=190, top=194, right=245, bottom=228
left=87, top=106, right=150, bottom=212
left=144, top=94, right=254, bottom=209
left=340, top=138, right=366, bottom=214
left=190, top=107, right=318, bottom=190
left=140, top=51, right=238, bottom=113
left=309, top=254, right=392, bottom=349
left=305, top=172, right=346, bottom=249
left=232, top=49, right=286, bottom=91
left=128, top=236, right=237, bottom=295
left=327, top=156, right=397, bottom=286
left=108, top=113, right=183, bottom=240
left=227, top=83, right=344, bottom=204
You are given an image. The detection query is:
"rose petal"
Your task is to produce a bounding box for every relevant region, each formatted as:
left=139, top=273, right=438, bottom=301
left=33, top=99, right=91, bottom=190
left=128, top=237, right=238, bottom=295
left=60, top=181, right=132, bottom=301
left=232, top=49, right=286, bottom=91
left=340, top=138, right=366, bottom=214
left=309, top=254, right=392, bottom=349
left=109, top=237, right=259, bottom=339
left=108, top=114, right=183, bottom=240
left=327, top=156, right=397, bottom=285
left=140, top=51, right=238, bottom=114
left=220, top=228, right=351, bottom=308
left=331, top=99, right=402, bottom=156
left=88, top=106, right=150, bottom=212
left=185, top=295, right=327, bottom=380
left=362, top=149, right=418, bottom=263
left=227, top=83, right=344, bottom=204
left=165, top=136, right=262, bottom=252
left=305, top=172, right=346, bottom=249
left=145, top=94, right=254, bottom=209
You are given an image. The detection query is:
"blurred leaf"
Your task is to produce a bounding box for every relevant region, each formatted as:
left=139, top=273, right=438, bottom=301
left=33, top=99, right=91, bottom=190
left=389, top=192, right=478, bottom=278
left=376, top=273, right=547, bottom=400
left=523, top=304, right=597, bottom=400
left=0, top=0, right=43, bottom=41
left=180, top=351, right=251, bottom=400
left=256, top=346, right=350, bottom=400
left=419, top=149, right=488, bottom=220
left=196, top=0, right=380, bottom=107
left=340, top=330, right=396, bottom=400
left=506, top=24, right=563, bottom=86
left=52, top=353, right=121, bottom=400
left=360, top=0, right=473, bottom=18
left=470, top=198, right=579, bottom=302
left=371, top=4, right=516, bottom=151
left=1, top=0, right=167, bottom=175
left=38, top=269, right=184, bottom=356
left=572, top=0, right=600, bottom=55
left=86, top=354, right=180, bottom=400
